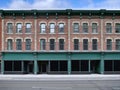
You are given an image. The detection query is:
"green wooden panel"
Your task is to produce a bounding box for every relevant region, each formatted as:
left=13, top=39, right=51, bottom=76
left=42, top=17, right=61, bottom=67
left=104, top=53, right=120, bottom=60
left=37, top=53, right=68, bottom=60
left=3, top=53, right=34, bottom=60
left=71, top=53, right=101, bottom=60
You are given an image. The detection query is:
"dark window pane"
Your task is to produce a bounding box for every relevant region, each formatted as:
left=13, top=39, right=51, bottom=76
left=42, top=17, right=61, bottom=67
left=16, top=39, right=22, bottom=50
left=59, top=39, right=64, bottom=50
left=83, top=39, right=88, bottom=50
left=74, top=39, right=79, bottom=50
left=40, top=39, right=46, bottom=50
left=104, top=60, right=113, bottom=71
left=107, top=39, right=112, bottom=50
left=81, top=60, right=88, bottom=71
left=26, top=39, right=31, bottom=50
left=92, top=39, right=97, bottom=50
left=116, top=39, right=120, bottom=50
left=50, top=39, right=55, bottom=50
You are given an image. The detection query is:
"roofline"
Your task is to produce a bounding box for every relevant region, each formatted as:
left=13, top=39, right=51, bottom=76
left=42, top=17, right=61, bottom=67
left=0, top=9, right=120, bottom=17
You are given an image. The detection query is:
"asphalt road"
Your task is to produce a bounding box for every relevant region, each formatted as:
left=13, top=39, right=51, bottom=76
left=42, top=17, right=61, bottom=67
left=0, top=79, right=120, bottom=90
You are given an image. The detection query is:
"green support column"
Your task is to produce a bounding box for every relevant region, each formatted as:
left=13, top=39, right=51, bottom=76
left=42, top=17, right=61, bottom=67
left=68, top=60, right=71, bottom=74
left=68, top=54, right=71, bottom=74
left=100, top=53, right=104, bottom=74
left=21, top=61, right=24, bottom=73
left=34, top=60, right=38, bottom=74
left=89, top=60, right=91, bottom=73
left=1, top=60, right=4, bottom=74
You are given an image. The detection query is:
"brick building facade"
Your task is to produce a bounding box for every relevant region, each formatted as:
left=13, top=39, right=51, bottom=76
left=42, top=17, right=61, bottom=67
left=0, top=9, right=120, bottom=74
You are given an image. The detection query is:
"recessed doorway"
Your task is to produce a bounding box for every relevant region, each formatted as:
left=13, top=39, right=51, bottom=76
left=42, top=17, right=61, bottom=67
left=38, top=61, right=48, bottom=74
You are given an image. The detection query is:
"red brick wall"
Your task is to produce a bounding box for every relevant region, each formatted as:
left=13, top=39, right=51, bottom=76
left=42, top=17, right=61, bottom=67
left=3, top=15, right=120, bottom=51
left=0, top=17, right=2, bottom=52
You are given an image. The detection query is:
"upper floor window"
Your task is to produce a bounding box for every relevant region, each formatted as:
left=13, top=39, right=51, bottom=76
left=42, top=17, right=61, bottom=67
left=40, top=23, right=46, bottom=33
left=73, top=23, right=79, bottom=33
left=106, top=39, right=112, bottom=50
left=7, top=39, right=13, bottom=50
left=83, top=39, right=88, bottom=50
left=16, top=39, right=22, bottom=50
left=50, top=23, right=55, bottom=33
left=83, top=23, right=88, bottom=33
left=116, top=39, right=120, bottom=50
left=59, top=39, right=64, bottom=50
left=115, top=23, right=120, bottom=33
left=92, top=39, right=97, bottom=50
left=16, top=23, right=22, bottom=33
left=74, top=39, right=79, bottom=50
left=59, top=23, right=64, bottom=33
left=40, top=39, right=46, bottom=50
left=7, top=23, right=13, bottom=33
left=26, top=23, right=31, bottom=33
left=50, top=39, right=55, bottom=50
left=106, top=23, right=112, bottom=33
left=25, top=39, right=31, bottom=50
left=92, top=23, right=98, bottom=33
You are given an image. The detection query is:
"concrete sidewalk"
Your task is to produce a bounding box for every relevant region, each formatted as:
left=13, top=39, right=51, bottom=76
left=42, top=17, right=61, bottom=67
left=0, top=74, right=120, bottom=80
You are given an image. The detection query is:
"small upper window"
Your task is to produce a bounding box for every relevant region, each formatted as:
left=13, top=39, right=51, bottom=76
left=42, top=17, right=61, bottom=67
left=106, top=23, right=112, bottom=33
left=7, top=23, right=13, bottom=33
left=115, top=23, right=120, bottom=33
left=59, top=23, right=64, bottom=33
left=40, top=23, right=46, bottom=33
left=50, top=23, right=55, bottom=33
left=92, top=23, right=98, bottom=33
left=26, top=23, right=31, bottom=33
left=16, top=23, right=22, bottom=33
left=83, top=23, right=88, bottom=33
left=73, top=23, right=79, bottom=33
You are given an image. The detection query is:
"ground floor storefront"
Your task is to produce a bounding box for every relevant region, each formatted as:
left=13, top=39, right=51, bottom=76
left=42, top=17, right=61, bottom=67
left=1, top=52, right=120, bottom=74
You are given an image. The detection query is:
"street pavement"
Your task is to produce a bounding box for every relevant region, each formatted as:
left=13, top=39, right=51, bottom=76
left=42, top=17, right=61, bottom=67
left=0, top=74, right=120, bottom=90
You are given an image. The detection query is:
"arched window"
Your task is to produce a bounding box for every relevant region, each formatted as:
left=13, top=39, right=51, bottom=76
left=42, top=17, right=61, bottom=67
left=7, top=23, right=13, bottom=33
left=25, top=39, right=31, bottom=50
left=7, top=39, right=13, bottom=50
left=50, top=39, right=55, bottom=50
left=40, top=23, right=46, bottom=33
left=40, top=39, right=46, bottom=50
left=50, top=23, right=55, bottom=33
left=16, top=39, right=22, bottom=50
left=59, top=39, right=64, bottom=50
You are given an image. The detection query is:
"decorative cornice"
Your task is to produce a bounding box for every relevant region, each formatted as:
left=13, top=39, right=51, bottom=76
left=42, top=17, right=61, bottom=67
left=0, top=9, right=120, bottom=18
